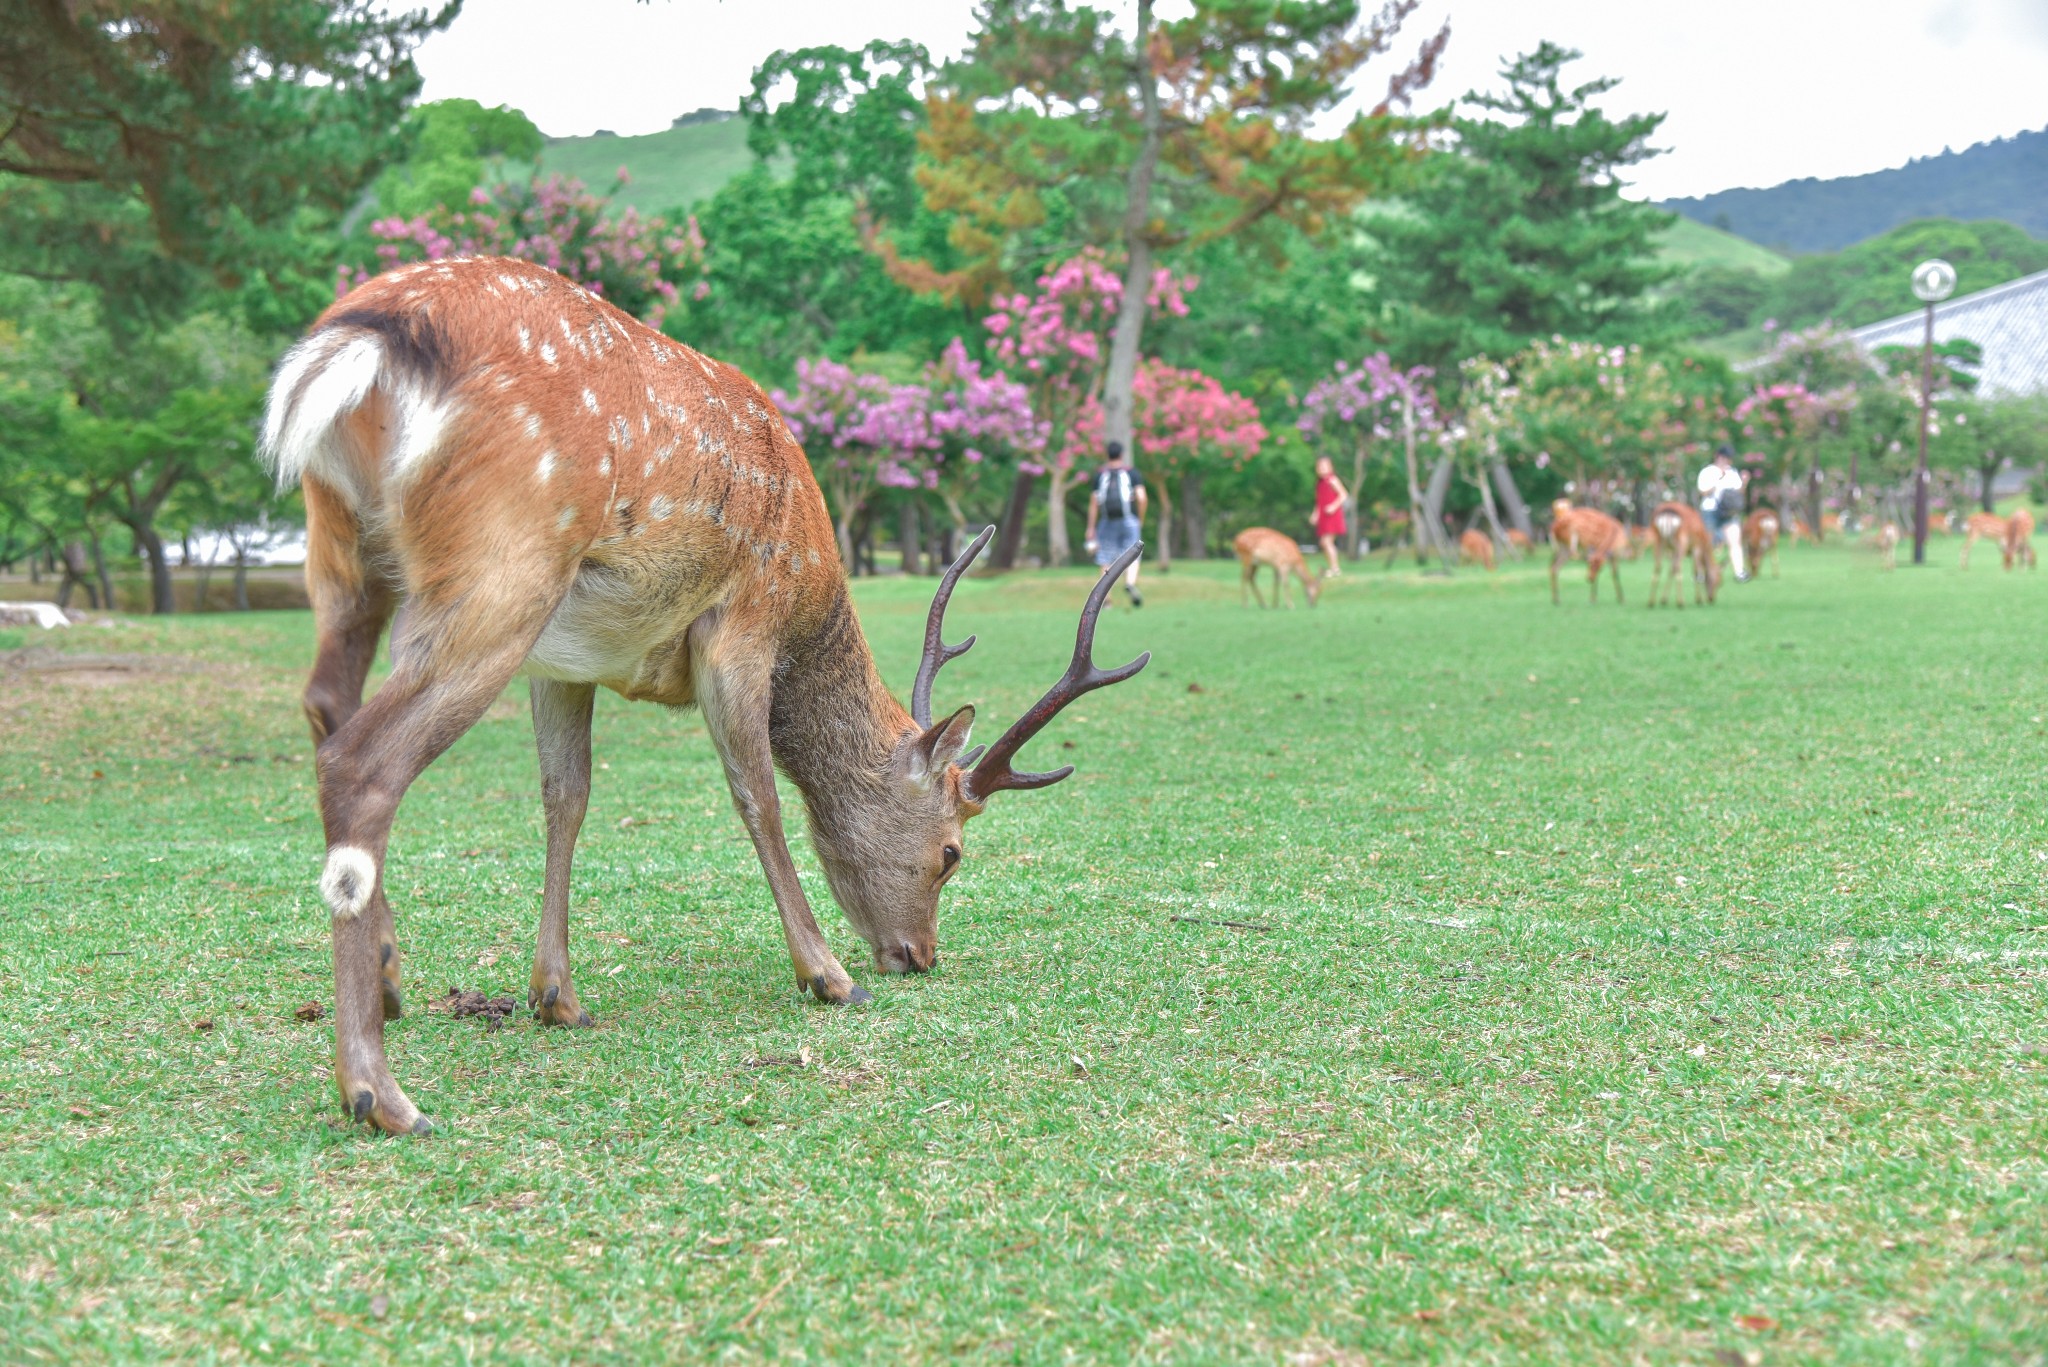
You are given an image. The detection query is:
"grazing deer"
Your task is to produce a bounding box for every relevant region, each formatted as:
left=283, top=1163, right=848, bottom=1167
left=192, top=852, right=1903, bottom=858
left=1959, top=511, right=2007, bottom=569
left=1742, top=508, right=1782, bottom=579
left=1875, top=521, right=1901, bottom=571
left=1233, top=527, right=1321, bottom=607
left=1457, top=527, right=1497, bottom=571
left=1547, top=498, right=1627, bottom=605
left=1647, top=502, right=1720, bottom=608
left=260, top=257, right=1148, bottom=1135
left=1505, top=528, right=1533, bottom=554
left=2003, top=506, right=2037, bottom=570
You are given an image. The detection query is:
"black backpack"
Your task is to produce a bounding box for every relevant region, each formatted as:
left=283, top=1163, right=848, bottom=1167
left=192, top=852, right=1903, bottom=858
left=1099, top=467, right=1132, bottom=519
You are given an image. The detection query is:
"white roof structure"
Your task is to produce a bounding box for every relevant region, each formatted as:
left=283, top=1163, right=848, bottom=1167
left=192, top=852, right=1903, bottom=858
left=1849, top=267, right=2048, bottom=399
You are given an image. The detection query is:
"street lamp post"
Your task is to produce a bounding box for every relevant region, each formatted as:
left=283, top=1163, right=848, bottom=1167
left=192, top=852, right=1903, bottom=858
left=1909, top=258, right=1956, bottom=565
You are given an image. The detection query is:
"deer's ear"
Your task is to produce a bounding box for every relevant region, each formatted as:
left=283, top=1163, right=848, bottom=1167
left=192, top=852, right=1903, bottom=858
left=905, top=704, right=975, bottom=788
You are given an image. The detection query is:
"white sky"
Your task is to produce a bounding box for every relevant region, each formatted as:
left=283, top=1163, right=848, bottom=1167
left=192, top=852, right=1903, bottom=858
left=409, top=0, right=2048, bottom=201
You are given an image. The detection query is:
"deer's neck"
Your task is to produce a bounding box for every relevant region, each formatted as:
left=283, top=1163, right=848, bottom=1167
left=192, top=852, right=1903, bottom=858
left=768, top=585, right=910, bottom=820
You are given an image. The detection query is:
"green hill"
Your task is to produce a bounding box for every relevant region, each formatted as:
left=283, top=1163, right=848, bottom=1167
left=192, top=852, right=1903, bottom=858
left=536, top=113, right=755, bottom=215
left=1654, top=214, right=1789, bottom=276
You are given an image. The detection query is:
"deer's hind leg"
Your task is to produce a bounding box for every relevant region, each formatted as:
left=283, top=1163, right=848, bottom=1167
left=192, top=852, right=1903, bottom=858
left=301, top=477, right=407, bottom=1018
left=529, top=679, right=596, bottom=1028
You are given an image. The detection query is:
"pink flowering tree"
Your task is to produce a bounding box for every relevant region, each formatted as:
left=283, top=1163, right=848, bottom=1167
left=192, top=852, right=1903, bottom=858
left=773, top=358, right=924, bottom=571
left=1301, top=354, right=1446, bottom=560
left=983, top=249, right=1192, bottom=566
left=1070, top=360, right=1263, bottom=566
left=345, top=172, right=709, bottom=326
left=922, top=338, right=1045, bottom=557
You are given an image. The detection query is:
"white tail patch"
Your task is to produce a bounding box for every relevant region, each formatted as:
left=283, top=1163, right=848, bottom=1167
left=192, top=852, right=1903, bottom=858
left=1653, top=511, right=1682, bottom=539
left=320, top=845, right=377, bottom=920
left=261, top=333, right=382, bottom=489
left=259, top=328, right=459, bottom=496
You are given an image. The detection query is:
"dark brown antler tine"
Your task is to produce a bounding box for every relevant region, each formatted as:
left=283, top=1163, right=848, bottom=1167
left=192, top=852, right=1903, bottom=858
left=965, top=540, right=1151, bottom=801
left=911, top=525, right=995, bottom=727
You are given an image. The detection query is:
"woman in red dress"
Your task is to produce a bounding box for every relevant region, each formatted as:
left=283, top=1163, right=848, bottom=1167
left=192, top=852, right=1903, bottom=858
left=1312, top=456, right=1350, bottom=578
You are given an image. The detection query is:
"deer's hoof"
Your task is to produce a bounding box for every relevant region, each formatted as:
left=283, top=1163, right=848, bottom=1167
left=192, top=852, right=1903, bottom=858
left=529, top=978, right=593, bottom=1028
left=337, top=1072, right=430, bottom=1137
left=807, top=974, right=873, bottom=1006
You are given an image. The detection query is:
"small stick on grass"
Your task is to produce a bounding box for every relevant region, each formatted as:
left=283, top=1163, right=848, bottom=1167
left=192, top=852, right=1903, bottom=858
left=1170, top=915, right=1272, bottom=933
left=734, top=1269, right=795, bottom=1332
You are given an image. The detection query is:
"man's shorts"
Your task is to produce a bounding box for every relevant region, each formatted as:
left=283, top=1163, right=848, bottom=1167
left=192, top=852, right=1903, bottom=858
left=1095, top=515, right=1141, bottom=567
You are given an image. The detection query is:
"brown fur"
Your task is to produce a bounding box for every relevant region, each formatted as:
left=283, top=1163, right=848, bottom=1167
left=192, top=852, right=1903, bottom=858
left=1742, top=507, right=1781, bottom=579
left=1875, top=521, right=1901, bottom=571
left=1233, top=527, right=1320, bottom=607
left=1506, top=528, right=1533, bottom=553
left=1648, top=502, right=1720, bottom=607
left=1960, top=511, right=2006, bottom=569
left=2003, top=506, right=2036, bottom=570
left=266, top=258, right=1122, bottom=1134
left=1459, top=528, right=1498, bottom=570
left=1547, top=499, right=1628, bottom=604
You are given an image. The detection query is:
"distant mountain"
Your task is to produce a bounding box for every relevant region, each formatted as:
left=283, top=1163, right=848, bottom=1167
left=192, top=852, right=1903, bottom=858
left=1661, top=127, right=2048, bottom=254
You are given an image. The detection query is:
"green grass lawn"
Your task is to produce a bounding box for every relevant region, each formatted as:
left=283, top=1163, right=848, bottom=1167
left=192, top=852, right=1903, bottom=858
left=3, top=545, right=2044, bottom=1362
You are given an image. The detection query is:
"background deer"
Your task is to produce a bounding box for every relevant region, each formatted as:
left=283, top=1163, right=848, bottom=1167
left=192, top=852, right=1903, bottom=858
left=260, top=257, right=1148, bottom=1135
left=1233, top=527, right=1321, bottom=607
left=2003, top=506, right=2036, bottom=569
left=1959, top=511, right=2006, bottom=569
left=1505, top=528, right=1533, bottom=555
left=1547, top=498, right=1627, bottom=604
left=1647, top=501, right=1720, bottom=607
left=1875, top=521, right=1901, bottom=570
left=1742, top=507, right=1781, bottom=579
left=1458, top=527, right=1497, bottom=570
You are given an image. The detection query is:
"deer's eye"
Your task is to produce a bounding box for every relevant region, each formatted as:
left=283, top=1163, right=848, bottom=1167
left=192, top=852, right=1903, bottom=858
left=941, top=844, right=961, bottom=871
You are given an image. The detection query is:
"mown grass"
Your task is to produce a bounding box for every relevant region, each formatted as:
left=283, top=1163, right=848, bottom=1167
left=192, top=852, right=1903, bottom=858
left=2, top=543, right=2044, bottom=1363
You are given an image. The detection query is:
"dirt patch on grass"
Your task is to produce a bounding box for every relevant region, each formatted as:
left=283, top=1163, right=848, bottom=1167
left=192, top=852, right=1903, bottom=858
left=429, top=988, right=520, bottom=1030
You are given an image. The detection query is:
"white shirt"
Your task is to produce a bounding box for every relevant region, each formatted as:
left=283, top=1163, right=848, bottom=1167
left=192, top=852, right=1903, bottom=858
left=1698, top=463, right=1743, bottom=505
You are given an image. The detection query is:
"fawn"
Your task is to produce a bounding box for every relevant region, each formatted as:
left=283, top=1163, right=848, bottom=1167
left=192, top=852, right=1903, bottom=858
left=1647, top=502, right=1720, bottom=608
left=1959, top=511, right=2006, bottom=569
left=1233, top=527, right=1321, bottom=607
left=1547, top=498, right=1628, bottom=604
left=1742, top=508, right=1781, bottom=579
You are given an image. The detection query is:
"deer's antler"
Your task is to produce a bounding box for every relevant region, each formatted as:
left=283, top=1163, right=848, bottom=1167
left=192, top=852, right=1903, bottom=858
left=911, top=525, right=994, bottom=732
left=964, top=540, right=1150, bottom=803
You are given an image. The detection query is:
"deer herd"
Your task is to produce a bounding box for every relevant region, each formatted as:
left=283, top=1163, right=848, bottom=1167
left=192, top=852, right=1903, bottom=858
left=262, top=257, right=2040, bottom=1133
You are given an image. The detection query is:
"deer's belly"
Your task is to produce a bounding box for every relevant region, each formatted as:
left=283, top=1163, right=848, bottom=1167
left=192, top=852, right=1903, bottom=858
left=521, top=563, right=704, bottom=704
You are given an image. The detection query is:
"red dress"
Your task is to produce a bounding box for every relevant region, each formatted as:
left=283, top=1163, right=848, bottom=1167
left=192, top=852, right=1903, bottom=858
left=1314, top=475, right=1347, bottom=537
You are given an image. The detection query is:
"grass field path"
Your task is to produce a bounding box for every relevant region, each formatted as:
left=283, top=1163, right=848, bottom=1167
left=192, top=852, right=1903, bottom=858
left=1, top=549, right=2043, bottom=1361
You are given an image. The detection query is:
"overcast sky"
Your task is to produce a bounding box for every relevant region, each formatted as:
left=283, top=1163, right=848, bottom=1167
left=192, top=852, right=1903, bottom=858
left=409, top=0, right=2048, bottom=202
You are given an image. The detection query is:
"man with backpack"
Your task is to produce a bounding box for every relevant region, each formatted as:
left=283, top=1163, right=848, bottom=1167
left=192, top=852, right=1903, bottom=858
left=1084, top=440, right=1148, bottom=607
left=1698, top=444, right=1750, bottom=582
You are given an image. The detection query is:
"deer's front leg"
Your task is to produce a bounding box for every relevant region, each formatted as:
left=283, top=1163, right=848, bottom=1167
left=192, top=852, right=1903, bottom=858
left=691, top=629, right=870, bottom=1006
left=529, top=679, right=596, bottom=1027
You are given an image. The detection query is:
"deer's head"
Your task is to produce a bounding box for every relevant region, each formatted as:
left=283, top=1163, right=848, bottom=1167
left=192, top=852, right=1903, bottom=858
left=805, top=528, right=1148, bottom=976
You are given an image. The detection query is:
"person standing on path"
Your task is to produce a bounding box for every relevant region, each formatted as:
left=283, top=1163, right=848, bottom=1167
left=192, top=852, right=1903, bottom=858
left=1312, top=456, right=1350, bottom=578
left=1699, top=444, right=1750, bottom=582
left=1084, top=440, right=1148, bottom=607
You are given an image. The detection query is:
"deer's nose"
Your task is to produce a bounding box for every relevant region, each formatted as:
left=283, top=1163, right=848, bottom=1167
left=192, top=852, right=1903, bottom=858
left=880, top=940, right=937, bottom=974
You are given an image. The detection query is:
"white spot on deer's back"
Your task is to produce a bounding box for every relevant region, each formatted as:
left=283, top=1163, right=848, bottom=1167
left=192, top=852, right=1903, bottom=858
left=517, top=323, right=532, bottom=354
left=558, top=506, right=578, bottom=531
left=598, top=456, right=611, bottom=477
left=540, top=342, right=558, bottom=365
left=582, top=388, right=600, bottom=414
left=536, top=451, right=557, bottom=483
left=525, top=412, right=543, bottom=440
left=649, top=493, right=674, bottom=521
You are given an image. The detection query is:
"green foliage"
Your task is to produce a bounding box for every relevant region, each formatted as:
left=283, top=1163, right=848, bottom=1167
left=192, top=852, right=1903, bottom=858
left=371, top=98, right=544, bottom=220
left=0, top=0, right=453, bottom=329
left=1770, top=218, right=2048, bottom=331
left=1367, top=43, right=1679, bottom=373
left=1662, top=125, right=2048, bottom=253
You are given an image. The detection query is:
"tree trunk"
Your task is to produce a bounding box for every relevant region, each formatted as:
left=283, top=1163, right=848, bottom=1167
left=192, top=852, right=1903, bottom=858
left=125, top=519, right=174, bottom=614
left=88, top=533, right=115, bottom=612
left=1046, top=468, right=1075, bottom=567
left=1154, top=479, right=1174, bottom=571
left=836, top=515, right=857, bottom=575
left=1981, top=458, right=1999, bottom=513
left=1491, top=461, right=1534, bottom=540
left=233, top=552, right=251, bottom=611
left=194, top=547, right=216, bottom=613
left=899, top=499, right=923, bottom=575
left=1807, top=463, right=1825, bottom=541
left=1472, top=464, right=1509, bottom=548
left=1180, top=472, right=1207, bottom=559
left=992, top=468, right=1035, bottom=569
left=1424, top=454, right=1456, bottom=565
left=1350, top=442, right=1369, bottom=560
left=1100, top=0, right=1162, bottom=455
